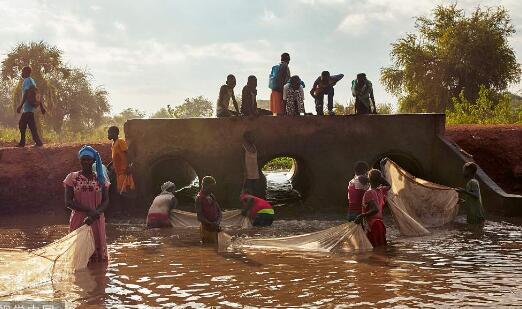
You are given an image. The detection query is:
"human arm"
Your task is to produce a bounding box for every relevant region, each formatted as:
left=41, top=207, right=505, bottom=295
left=370, top=86, right=377, bottom=113
left=231, top=90, right=240, bottom=114
left=299, top=87, right=305, bottom=114
left=170, top=196, right=178, bottom=211
left=310, top=79, right=319, bottom=98
left=456, top=180, right=481, bottom=200
left=240, top=196, right=254, bottom=217
left=354, top=199, right=378, bottom=224
left=17, top=91, right=26, bottom=113
left=40, top=99, right=46, bottom=115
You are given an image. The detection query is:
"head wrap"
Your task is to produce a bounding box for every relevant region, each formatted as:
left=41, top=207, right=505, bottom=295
left=161, top=181, right=176, bottom=193
left=78, top=145, right=106, bottom=186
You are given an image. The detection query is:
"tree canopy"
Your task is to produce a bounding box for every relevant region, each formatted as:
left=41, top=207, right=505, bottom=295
left=1, top=41, right=109, bottom=133
left=380, top=4, right=521, bottom=113
left=151, top=96, right=213, bottom=119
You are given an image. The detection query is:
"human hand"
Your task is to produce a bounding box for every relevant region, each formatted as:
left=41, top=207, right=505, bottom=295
left=83, top=216, right=94, bottom=226
left=41, top=108, right=46, bottom=115
left=455, top=188, right=464, bottom=194
left=354, top=214, right=364, bottom=224
left=16, top=105, right=22, bottom=113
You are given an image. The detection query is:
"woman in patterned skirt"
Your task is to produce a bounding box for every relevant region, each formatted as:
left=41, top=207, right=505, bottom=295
left=64, top=145, right=110, bottom=263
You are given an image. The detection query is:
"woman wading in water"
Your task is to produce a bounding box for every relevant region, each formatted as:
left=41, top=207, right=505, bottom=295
left=64, top=145, right=110, bottom=263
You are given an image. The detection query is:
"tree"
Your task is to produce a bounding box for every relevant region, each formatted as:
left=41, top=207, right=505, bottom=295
left=333, top=102, right=393, bottom=115
left=1, top=41, right=110, bottom=133
left=150, top=106, right=175, bottom=118
left=171, top=96, right=213, bottom=118
left=380, top=5, right=521, bottom=113
left=110, top=108, right=146, bottom=128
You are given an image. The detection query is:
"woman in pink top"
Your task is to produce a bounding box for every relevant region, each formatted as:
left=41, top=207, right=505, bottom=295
left=64, top=145, right=110, bottom=263
left=355, top=169, right=390, bottom=247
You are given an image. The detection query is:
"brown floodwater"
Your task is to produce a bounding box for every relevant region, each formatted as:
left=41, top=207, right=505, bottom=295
left=0, top=214, right=521, bottom=308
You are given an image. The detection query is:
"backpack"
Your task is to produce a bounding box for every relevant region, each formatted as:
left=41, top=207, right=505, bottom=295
left=268, top=64, right=281, bottom=90
left=26, top=84, right=40, bottom=108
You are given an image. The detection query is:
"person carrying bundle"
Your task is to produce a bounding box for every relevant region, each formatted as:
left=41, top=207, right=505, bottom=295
left=64, top=145, right=110, bottom=263
left=355, top=169, right=390, bottom=247
left=195, top=176, right=223, bottom=244
left=240, top=189, right=275, bottom=227
left=146, top=181, right=178, bottom=228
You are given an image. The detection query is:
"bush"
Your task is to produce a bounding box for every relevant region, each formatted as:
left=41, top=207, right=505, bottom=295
left=263, top=157, right=294, bottom=171
left=446, top=86, right=522, bottom=125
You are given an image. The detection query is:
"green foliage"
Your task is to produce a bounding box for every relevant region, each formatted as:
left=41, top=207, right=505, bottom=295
left=263, top=157, right=294, bottom=171
left=170, top=96, right=213, bottom=118
left=380, top=4, right=521, bottom=113
left=446, top=85, right=522, bottom=124
left=0, top=41, right=110, bottom=134
left=108, top=108, right=146, bottom=128
left=0, top=124, right=109, bottom=145
left=151, top=96, right=213, bottom=119
left=150, top=106, right=175, bottom=118
left=333, top=102, right=393, bottom=115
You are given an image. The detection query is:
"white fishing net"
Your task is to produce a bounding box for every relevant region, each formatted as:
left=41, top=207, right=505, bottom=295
left=383, top=160, right=459, bottom=236
left=220, top=222, right=372, bottom=253
left=0, top=224, right=95, bottom=297
left=170, top=209, right=252, bottom=229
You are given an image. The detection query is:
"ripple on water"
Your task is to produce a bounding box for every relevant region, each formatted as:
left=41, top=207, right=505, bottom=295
left=0, top=217, right=522, bottom=307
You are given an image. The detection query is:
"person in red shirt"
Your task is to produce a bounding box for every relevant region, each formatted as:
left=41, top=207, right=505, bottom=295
left=347, top=161, right=370, bottom=221
left=355, top=169, right=390, bottom=247
left=195, top=176, right=222, bottom=244
left=240, top=189, right=275, bottom=227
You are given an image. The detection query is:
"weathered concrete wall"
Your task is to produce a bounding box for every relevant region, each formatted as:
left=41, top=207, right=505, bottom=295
left=125, top=114, right=521, bottom=214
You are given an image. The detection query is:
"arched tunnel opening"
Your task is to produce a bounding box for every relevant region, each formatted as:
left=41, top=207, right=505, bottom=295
left=149, top=157, right=199, bottom=207
left=261, top=156, right=308, bottom=206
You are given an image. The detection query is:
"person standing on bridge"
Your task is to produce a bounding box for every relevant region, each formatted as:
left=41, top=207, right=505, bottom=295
left=216, top=74, right=240, bottom=117
left=283, top=75, right=305, bottom=116
left=241, top=75, right=258, bottom=117
left=195, top=176, right=223, bottom=244
left=310, top=71, right=344, bottom=116
left=351, top=73, right=376, bottom=114
left=269, top=53, right=291, bottom=115
left=146, top=181, right=178, bottom=228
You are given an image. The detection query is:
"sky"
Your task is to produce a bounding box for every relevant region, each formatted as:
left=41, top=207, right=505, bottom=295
left=0, top=0, right=521, bottom=115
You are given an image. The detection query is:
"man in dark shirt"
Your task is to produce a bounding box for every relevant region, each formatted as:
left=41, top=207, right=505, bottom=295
left=310, top=71, right=344, bottom=116
left=241, top=75, right=258, bottom=116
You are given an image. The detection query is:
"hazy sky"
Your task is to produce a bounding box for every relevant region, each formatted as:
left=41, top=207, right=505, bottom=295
left=1, top=0, right=521, bottom=115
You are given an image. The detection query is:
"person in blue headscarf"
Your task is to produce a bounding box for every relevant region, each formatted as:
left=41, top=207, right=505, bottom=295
left=63, top=145, right=110, bottom=263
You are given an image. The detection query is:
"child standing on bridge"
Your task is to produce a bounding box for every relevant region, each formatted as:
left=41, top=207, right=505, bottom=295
left=195, top=176, right=223, bottom=244
left=457, top=162, right=486, bottom=225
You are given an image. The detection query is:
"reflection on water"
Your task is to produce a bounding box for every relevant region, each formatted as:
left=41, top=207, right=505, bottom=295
left=264, top=171, right=302, bottom=206
left=0, top=216, right=521, bottom=308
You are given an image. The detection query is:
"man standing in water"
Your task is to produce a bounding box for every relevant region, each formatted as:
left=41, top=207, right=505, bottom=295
left=216, top=74, right=240, bottom=117
left=16, top=66, right=45, bottom=147
left=310, top=71, right=344, bottom=116
left=456, top=162, right=486, bottom=225
left=195, top=176, right=222, bottom=244
left=351, top=73, right=376, bottom=114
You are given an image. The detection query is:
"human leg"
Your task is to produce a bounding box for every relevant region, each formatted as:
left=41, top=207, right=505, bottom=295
left=326, top=86, right=334, bottom=114
left=315, top=95, right=324, bottom=115
left=18, top=113, right=29, bottom=146
left=26, top=112, right=43, bottom=146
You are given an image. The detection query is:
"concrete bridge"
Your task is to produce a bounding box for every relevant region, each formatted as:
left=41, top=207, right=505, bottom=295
left=125, top=114, right=521, bottom=215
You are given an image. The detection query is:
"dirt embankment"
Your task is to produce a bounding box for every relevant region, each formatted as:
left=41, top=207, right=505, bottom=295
left=445, top=125, right=522, bottom=195
left=0, top=125, right=521, bottom=215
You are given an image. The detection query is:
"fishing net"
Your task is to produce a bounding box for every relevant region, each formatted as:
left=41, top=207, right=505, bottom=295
left=0, top=224, right=95, bottom=297
left=383, top=160, right=459, bottom=236
left=221, top=222, right=372, bottom=253
left=170, top=209, right=252, bottom=229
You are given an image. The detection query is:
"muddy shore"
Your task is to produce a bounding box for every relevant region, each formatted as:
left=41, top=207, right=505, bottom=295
left=1, top=125, right=520, bottom=215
